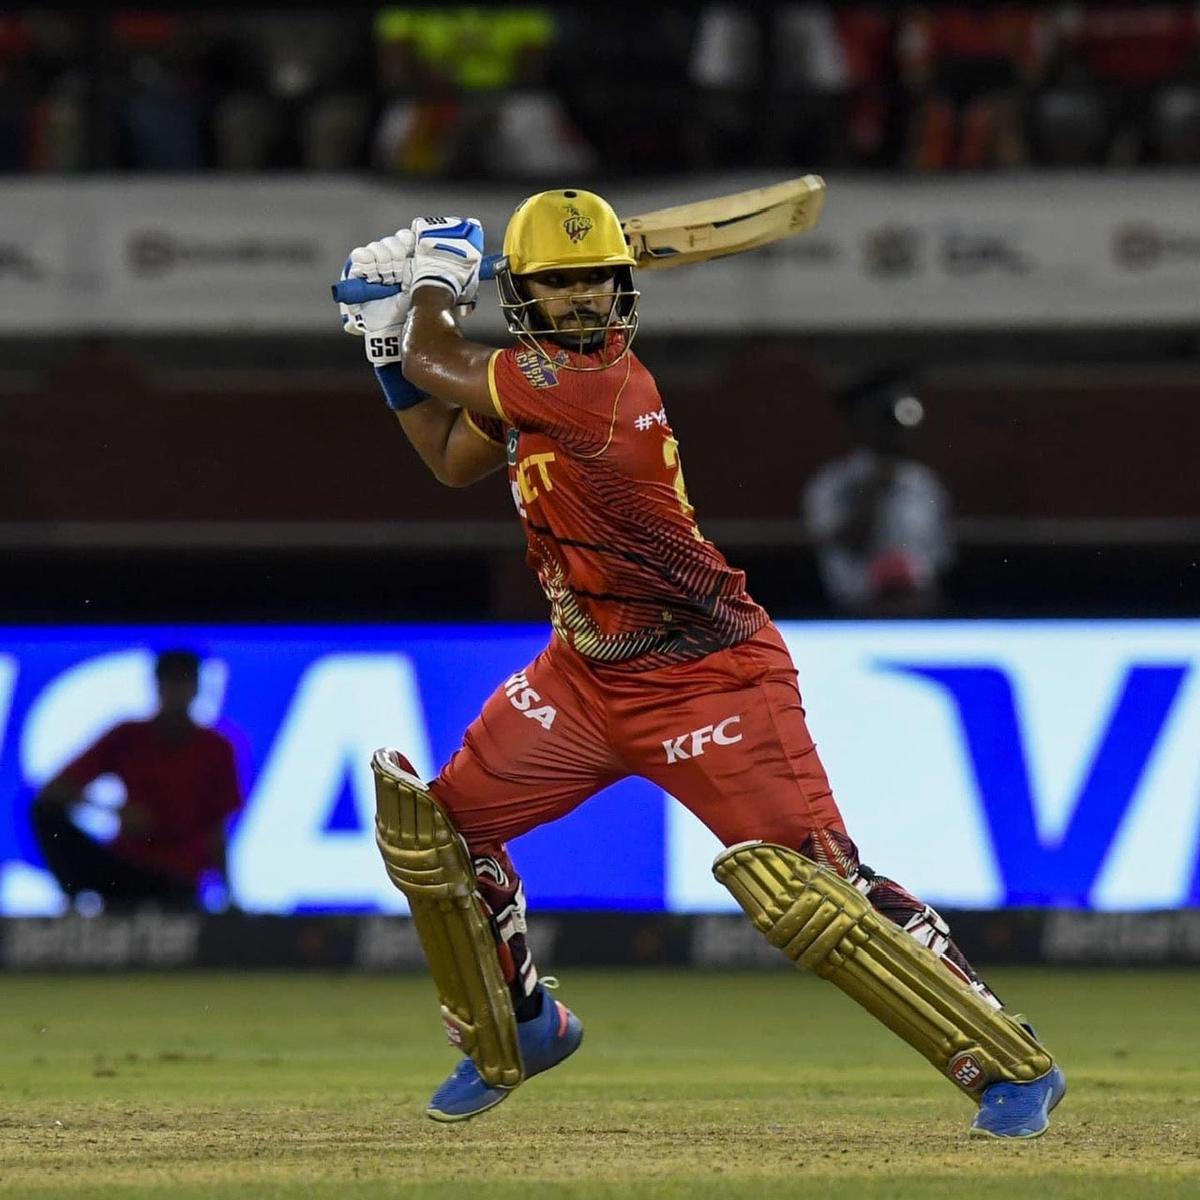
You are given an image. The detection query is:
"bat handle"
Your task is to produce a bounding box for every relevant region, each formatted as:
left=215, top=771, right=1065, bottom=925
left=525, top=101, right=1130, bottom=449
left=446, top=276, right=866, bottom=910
left=332, top=253, right=504, bottom=303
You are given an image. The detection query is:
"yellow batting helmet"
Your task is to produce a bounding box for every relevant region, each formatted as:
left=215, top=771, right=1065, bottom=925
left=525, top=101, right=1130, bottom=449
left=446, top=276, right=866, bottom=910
left=502, top=188, right=636, bottom=276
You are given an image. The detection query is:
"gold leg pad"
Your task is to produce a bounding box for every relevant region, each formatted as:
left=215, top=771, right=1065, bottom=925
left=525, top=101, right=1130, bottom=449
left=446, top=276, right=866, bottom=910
left=372, top=749, right=523, bottom=1089
left=713, top=842, right=1052, bottom=1099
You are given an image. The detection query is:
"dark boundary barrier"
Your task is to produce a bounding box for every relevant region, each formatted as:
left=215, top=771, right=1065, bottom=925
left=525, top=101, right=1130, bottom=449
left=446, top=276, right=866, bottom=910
left=3, top=909, right=1200, bottom=971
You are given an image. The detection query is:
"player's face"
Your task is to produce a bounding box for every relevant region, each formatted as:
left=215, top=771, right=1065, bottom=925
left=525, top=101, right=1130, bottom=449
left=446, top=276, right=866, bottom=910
left=523, top=267, right=616, bottom=334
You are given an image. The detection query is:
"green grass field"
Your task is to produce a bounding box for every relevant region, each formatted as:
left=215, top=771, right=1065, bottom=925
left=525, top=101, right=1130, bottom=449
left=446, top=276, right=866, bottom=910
left=1, top=968, right=1196, bottom=1199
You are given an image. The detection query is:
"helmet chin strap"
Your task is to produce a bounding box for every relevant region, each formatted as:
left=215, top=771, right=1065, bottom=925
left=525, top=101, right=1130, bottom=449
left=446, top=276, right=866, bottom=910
left=547, top=327, right=606, bottom=353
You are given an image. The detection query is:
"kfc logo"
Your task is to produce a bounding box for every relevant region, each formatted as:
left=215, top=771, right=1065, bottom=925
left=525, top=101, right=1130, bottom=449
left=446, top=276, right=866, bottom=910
left=663, top=715, right=742, bottom=764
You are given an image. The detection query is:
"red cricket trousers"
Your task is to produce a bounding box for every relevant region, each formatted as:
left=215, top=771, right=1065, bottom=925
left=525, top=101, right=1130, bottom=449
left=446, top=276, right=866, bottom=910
left=432, top=621, right=845, bottom=854
left=429, top=622, right=848, bottom=998
left=426, top=622, right=999, bottom=1013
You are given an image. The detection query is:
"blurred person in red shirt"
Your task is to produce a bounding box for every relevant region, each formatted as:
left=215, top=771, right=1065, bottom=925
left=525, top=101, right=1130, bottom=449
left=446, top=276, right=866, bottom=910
left=30, top=649, right=243, bottom=912
left=1040, top=4, right=1200, bottom=165
left=902, top=4, right=1049, bottom=169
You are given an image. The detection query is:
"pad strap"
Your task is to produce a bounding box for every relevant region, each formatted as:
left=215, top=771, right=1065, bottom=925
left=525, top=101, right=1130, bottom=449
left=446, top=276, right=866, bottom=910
left=372, top=749, right=523, bottom=1089
left=713, top=842, right=1053, bottom=1100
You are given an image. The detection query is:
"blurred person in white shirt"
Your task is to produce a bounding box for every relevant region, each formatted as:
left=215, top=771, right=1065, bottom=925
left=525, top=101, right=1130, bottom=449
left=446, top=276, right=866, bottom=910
left=803, top=370, right=953, bottom=616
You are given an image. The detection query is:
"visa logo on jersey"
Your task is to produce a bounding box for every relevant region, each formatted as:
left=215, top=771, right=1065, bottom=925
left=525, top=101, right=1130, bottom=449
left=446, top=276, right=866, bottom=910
left=503, top=670, right=557, bottom=729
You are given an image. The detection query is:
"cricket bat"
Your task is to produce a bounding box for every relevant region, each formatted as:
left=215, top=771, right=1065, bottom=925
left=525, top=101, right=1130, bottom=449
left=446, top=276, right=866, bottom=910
left=331, top=175, right=826, bottom=304
left=621, top=174, right=825, bottom=269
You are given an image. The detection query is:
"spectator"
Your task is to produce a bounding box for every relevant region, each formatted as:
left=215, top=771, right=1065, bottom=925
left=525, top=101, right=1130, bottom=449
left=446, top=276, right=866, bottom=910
left=770, top=4, right=861, bottom=169
left=547, top=8, right=693, bottom=174
left=803, top=370, right=953, bottom=616
left=110, top=13, right=205, bottom=170
left=688, top=5, right=761, bottom=168
left=0, top=13, right=84, bottom=171
left=689, top=4, right=904, bottom=171
left=1037, top=4, right=1200, bottom=166
left=30, top=649, right=243, bottom=912
left=901, top=4, right=1048, bottom=170
left=830, top=5, right=906, bottom=168
left=190, top=12, right=374, bottom=171
left=200, top=24, right=279, bottom=171
left=371, top=6, right=594, bottom=179
left=1151, top=80, right=1200, bottom=165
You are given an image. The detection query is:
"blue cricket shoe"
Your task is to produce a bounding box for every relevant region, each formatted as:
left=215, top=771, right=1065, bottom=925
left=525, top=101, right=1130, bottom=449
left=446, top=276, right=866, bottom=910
left=426, top=982, right=583, bottom=1122
left=969, top=1064, right=1067, bottom=1139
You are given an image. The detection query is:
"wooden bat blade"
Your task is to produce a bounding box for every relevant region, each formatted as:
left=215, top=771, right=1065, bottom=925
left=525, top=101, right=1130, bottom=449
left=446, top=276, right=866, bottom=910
left=621, top=175, right=826, bottom=270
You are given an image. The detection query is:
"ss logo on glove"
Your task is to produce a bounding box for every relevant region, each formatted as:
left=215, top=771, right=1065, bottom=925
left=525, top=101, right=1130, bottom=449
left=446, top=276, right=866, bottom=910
left=369, top=334, right=402, bottom=360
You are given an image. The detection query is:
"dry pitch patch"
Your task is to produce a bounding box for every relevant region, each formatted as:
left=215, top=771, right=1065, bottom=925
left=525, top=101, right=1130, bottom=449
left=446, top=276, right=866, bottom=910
left=1, top=969, right=1196, bottom=1199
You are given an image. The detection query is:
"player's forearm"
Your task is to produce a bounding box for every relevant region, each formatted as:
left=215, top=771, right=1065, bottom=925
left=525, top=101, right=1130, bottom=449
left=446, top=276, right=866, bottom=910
left=392, top=396, right=462, bottom=485
left=393, top=402, right=502, bottom=488
left=401, top=289, right=497, bottom=417
left=402, top=289, right=467, bottom=390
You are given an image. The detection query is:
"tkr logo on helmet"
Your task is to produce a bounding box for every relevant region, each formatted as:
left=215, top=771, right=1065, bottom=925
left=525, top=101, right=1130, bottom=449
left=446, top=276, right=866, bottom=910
left=562, top=204, right=593, bottom=244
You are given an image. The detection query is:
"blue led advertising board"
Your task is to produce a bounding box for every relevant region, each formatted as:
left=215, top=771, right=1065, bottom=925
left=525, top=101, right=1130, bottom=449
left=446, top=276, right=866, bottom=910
left=2, top=621, right=1198, bottom=915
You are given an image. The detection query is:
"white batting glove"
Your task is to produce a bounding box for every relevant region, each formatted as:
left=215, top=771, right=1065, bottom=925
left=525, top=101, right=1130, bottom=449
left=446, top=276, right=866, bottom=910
left=410, top=217, right=484, bottom=309
left=338, top=230, right=416, bottom=364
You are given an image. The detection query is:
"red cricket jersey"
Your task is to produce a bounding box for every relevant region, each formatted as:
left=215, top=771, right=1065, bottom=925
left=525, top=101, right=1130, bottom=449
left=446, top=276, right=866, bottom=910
left=62, top=719, right=242, bottom=882
left=469, top=340, right=767, bottom=670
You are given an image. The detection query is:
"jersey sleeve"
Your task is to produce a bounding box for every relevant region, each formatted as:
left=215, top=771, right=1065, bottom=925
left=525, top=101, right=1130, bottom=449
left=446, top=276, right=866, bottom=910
left=60, top=724, right=126, bottom=788
left=463, top=409, right=506, bottom=447
left=487, top=347, right=621, bottom=453
left=210, top=736, right=244, bottom=822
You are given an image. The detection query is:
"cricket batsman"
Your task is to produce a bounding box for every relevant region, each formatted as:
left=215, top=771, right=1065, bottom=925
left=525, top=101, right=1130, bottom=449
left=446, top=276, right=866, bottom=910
left=338, top=191, right=1067, bottom=1136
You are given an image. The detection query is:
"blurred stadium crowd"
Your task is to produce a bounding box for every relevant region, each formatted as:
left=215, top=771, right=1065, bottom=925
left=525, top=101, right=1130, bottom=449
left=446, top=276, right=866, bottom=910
left=4, top=4, right=1200, bottom=177
left=3, top=2, right=1200, bottom=624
